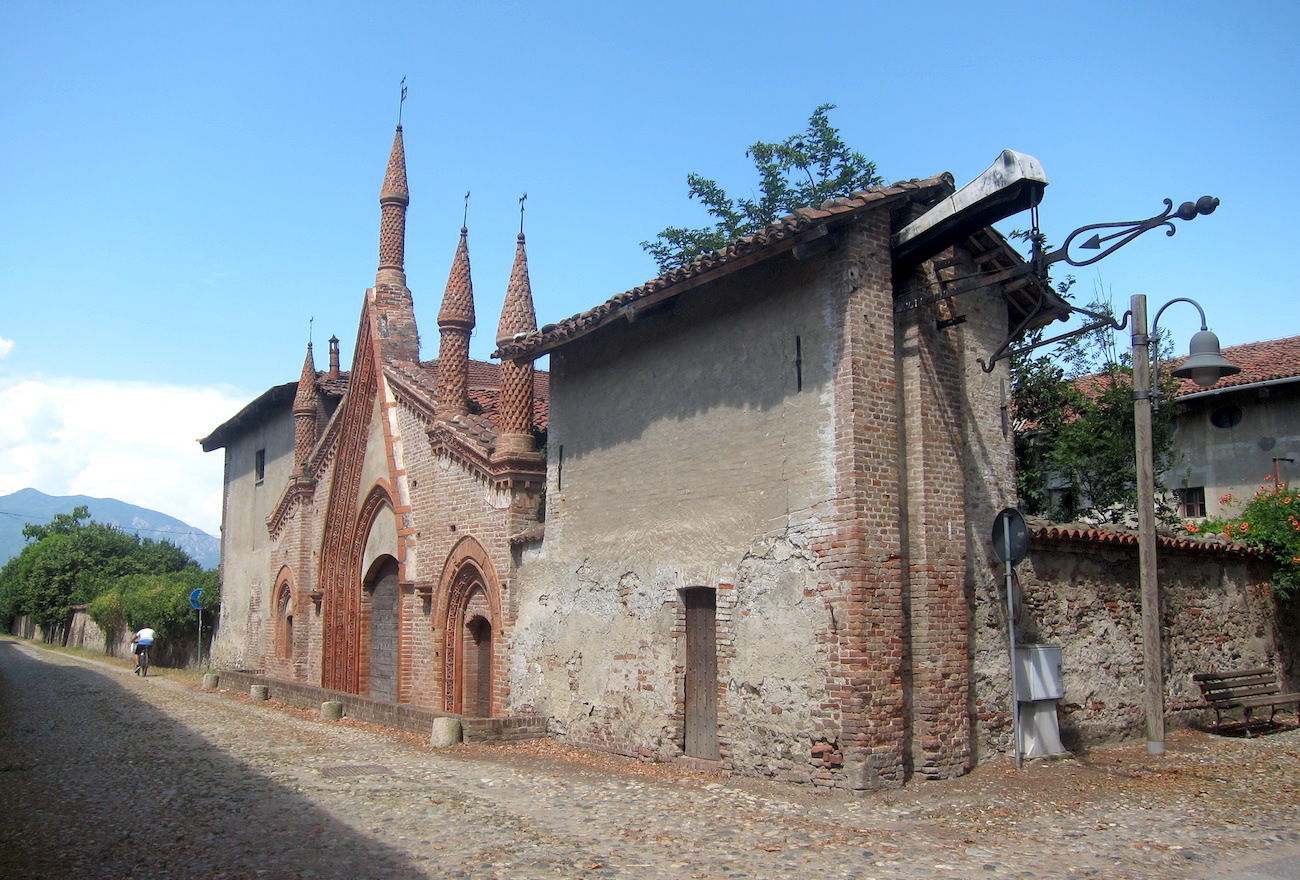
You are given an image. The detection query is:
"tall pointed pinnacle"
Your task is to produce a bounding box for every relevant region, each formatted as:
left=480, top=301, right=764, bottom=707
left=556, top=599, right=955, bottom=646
left=293, top=343, right=320, bottom=476
left=495, top=230, right=538, bottom=456
left=371, top=124, right=419, bottom=363
left=495, top=232, right=538, bottom=345
left=436, top=226, right=475, bottom=419
left=376, top=125, right=409, bottom=284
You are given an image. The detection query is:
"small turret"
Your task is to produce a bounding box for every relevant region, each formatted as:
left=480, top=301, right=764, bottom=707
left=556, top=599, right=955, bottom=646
left=292, top=343, right=319, bottom=477
left=370, top=125, right=419, bottom=363
left=495, top=232, right=538, bottom=457
left=436, top=227, right=475, bottom=419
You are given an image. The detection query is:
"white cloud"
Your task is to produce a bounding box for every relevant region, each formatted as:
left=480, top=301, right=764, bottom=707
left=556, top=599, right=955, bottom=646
left=0, top=337, right=13, bottom=358
left=0, top=376, right=250, bottom=535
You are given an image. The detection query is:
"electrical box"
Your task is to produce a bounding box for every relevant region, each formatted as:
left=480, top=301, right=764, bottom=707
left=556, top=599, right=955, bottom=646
left=1015, top=644, right=1063, bottom=701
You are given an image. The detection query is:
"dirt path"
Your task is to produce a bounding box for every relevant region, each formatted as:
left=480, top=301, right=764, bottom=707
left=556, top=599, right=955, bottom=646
left=2, top=638, right=1298, bottom=879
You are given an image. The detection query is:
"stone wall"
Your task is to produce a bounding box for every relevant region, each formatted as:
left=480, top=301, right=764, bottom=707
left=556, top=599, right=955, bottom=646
left=12, top=609, right=206, bottom=668
left=972, top=533, right=1296, bottom=755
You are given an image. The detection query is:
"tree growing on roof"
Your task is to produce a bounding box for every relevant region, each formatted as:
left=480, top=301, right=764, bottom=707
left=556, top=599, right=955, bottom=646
left=641, top=104, right=882, bottom=272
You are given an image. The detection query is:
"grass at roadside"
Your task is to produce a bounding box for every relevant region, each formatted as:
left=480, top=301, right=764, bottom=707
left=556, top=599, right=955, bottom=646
left=0, top=635, right=206, bottom=687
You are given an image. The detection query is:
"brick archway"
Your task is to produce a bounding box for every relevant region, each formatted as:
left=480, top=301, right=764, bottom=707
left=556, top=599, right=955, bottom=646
left=272, top=566, right=295, bottom=662
left=434, top=537, right=502, bottom=716
left=322, top=483, right=399, bottom=693
left=363, top=554, right=401, bottom=703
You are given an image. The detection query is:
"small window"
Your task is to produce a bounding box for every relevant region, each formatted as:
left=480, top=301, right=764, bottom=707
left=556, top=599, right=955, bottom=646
left=255, top=448, right=266, bottom=484
left=1177, top=486, right=1207, bottom=518
left=1210, top=406, right=1243, bottom=429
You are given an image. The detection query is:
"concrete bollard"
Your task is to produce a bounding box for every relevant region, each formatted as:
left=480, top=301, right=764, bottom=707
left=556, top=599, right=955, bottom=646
left=430, top=716, right=462, bottom=748
left=201, top=673, right=220, bottom=690
left=321, top=700, right=344, bottom=721
left=249, top=684, right=269, bottom=701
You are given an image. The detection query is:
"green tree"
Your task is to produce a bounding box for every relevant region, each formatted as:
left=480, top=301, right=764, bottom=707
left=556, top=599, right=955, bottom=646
left=642, top=104, right=882, bottom=272
left=91, top=568, right=220, bottom=647
left=0, top=505, right=209, bottom=636
left=1011, top=295, right=1178, bottom=525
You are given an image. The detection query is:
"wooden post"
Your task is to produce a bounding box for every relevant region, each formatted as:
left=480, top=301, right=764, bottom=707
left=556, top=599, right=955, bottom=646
left=1131, top=294, right=1165, bottom=756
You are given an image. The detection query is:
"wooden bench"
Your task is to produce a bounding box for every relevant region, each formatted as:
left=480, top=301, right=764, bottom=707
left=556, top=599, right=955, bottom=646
left=1193, top=668, right=1300, bottom=732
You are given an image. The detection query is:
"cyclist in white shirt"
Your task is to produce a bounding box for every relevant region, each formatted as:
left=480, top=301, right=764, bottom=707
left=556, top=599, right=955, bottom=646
left=132, top=627, right=156, bottom=675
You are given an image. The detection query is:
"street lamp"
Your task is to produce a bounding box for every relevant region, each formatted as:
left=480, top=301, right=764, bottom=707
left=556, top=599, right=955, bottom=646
left=978, top=193, right=1231, bottom=759
left=1131, top=295, right=1239, bottom=755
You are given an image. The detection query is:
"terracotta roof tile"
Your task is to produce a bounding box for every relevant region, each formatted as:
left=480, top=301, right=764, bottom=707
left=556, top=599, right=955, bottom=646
left=1027, top=518, right=1254, bottom=555
left=386, top=357, right=549, bottom=433
left=1171, top=335, right=1300, bottom=396
left=495, top=175, right=955, bottom=360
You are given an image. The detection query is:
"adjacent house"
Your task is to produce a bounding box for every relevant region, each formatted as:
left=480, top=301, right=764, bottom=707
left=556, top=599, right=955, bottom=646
left=1169, top=335, right=1300, bottom=518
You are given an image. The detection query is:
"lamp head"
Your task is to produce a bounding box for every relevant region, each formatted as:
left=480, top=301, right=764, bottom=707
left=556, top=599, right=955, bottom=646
left=1172, top=330, right=1241, bottom=388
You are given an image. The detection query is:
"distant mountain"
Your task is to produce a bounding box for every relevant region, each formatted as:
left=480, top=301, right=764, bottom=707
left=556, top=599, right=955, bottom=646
left=0, top=489, right=220, bottom=570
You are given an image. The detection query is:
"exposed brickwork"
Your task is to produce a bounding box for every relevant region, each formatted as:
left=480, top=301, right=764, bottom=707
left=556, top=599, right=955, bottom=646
left=894, top=253, right=973, bottom=780
left=218, top=670, right=546, bottom=743
left=377, top=126, right=408, bottom=273
left=496, top=233, right=538, bottom=447
left=292, top=344, right=319, bottom=476
left=436, top=228, right=474, bottom=419
left=817, top=215, right=908, bottom=789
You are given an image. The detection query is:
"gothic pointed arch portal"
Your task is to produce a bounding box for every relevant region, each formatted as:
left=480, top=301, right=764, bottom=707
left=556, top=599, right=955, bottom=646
left=364, top=555, right=401, bottom=703
left=322, top=475, right=399, bottom=693
left=437, top=537, right=502, bottom=717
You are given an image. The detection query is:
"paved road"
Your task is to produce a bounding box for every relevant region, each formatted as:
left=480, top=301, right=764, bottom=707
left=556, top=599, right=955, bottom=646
left=2, top=638, right=1298, bottom=879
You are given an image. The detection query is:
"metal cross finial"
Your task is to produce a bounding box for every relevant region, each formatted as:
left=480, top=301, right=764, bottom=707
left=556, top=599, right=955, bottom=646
left=463, top=191, right=470, bottom=228
left=308, top=315, right=314, bottom=346
left=519, top=192, right=528, bottom=235
left=397, top=76, right=408, bottom=126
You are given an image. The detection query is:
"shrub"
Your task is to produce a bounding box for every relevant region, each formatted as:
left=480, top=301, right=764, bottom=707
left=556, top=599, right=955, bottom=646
left=1196, top=479, right=1300, bottom=598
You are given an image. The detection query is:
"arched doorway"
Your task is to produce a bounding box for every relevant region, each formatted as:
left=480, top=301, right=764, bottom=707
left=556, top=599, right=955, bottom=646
left=463, top=613, right=493, bottom=718
left=366, top=556, right=400, bottom=703
left=437, top=538, right=502, bottom=718
left=274, top=580, right=294, bottom=660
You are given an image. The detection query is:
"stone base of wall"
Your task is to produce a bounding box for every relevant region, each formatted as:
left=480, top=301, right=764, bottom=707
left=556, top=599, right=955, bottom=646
left=218, top=670, right=547, bottom=744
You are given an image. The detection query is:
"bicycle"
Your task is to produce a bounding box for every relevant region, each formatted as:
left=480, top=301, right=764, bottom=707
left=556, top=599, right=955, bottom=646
left=135, top=644, right=150, bottom=677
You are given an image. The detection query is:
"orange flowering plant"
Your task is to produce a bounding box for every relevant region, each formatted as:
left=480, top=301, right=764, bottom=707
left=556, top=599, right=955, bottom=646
left=1198, top=479, right=1300, bottom=597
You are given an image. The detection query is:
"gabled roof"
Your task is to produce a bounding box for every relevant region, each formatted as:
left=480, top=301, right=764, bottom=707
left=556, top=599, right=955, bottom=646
left=200, top=382, right=299, bottom=452
left=495, top=175, right=958, bottom=361
left=385, top=357, right=550, bottom=434
left=1171, top=335, right=1300, bottom=398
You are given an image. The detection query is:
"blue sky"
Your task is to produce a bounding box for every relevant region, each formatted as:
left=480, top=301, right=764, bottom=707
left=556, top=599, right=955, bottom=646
left=1, top=0, right=1296, bottom=537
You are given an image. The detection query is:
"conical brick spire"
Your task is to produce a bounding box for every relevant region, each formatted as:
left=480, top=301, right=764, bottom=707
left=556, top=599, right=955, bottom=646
left=293, top=343, right=319, bottom=476
left=436, top=227, right=475, bottom=419
left=370, top=125, right=419, bottom=362
left=495, top=233, right=538, bottom=456
left=377, top=125, right=409, bottom=280
left=496, top=233, right=538, bottom=345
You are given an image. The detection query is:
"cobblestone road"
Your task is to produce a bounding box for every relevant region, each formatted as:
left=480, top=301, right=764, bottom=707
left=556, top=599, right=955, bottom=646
left=2, top=638, right=1298, bottom=879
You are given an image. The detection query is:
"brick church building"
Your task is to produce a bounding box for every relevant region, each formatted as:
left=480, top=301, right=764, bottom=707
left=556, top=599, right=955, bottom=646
left=203, top=127, right=1064, bottom=789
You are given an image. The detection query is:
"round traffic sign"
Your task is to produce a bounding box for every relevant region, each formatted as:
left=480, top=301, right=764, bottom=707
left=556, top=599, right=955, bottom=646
left=991, top=507, right=1029, bottom=565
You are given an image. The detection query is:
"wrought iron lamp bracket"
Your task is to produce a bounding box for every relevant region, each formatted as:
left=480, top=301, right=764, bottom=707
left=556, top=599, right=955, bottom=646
left=978, top=305, right=1129, bottom=373
left=977, top=195, right=1218, bottom=374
